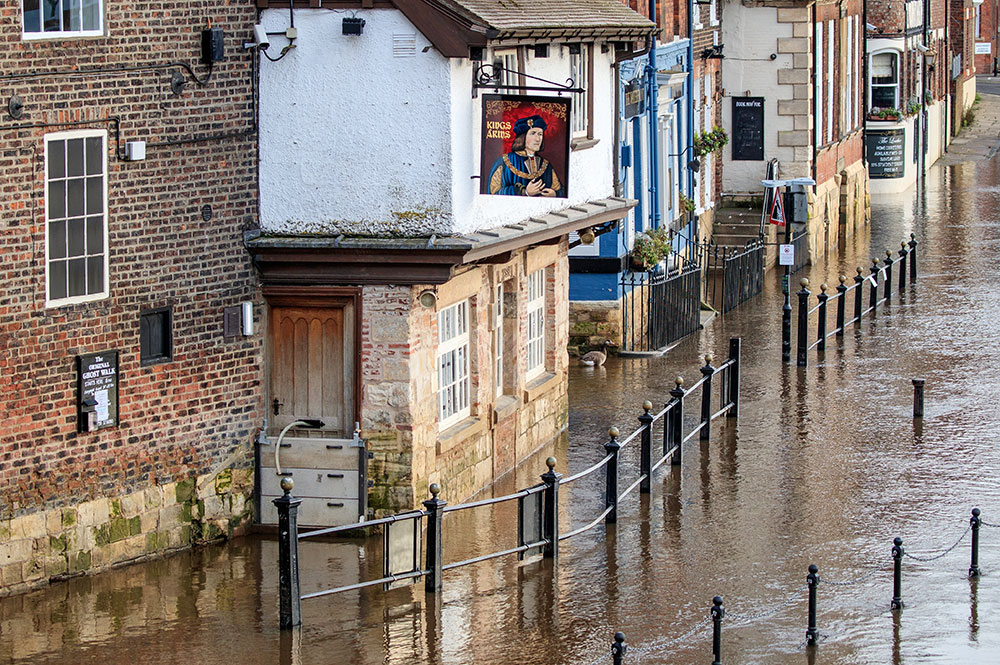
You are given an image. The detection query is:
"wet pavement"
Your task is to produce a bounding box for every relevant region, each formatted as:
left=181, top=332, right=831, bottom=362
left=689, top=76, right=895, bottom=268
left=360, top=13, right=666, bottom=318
left=6, top=149, right=1000, bottom=664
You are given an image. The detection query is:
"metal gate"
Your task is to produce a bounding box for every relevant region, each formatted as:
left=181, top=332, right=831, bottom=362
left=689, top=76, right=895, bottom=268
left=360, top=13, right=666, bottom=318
left=621, top=266, right=701, bottom=352
left=722, top=239, right=765, bottom=313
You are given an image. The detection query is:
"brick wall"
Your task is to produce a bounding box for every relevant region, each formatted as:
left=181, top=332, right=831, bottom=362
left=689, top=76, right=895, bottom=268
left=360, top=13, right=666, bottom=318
left=0, top=0, right=261, bottom=593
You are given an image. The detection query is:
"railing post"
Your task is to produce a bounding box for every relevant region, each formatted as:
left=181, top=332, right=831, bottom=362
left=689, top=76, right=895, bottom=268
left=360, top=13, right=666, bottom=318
left=891, top=537, right=904, bottom=610
left=797, top=279, right=811, bottom=367
left=700, top=354, right=715, bottom=440
left=869, top=259, right=879, bottom=314
left=970, top=508, right=981, bottom=578
left=669, top=377, right=685, bottom=465
left=711, top=596, right=725, bottom=665
left=611, top=632, right=627, bottom=665
left=541, top=457, right=561, bottom=561
left=727, top=338, right=741, bottom=418
left=605, top=427, right=621, bottom=523
left=639, top=401, right=653, bottom=493
left=816, top=283, right=828, bottom=351
left=423, top=483, right=446, bottom=593
left=806, top=564, right=819, bottom=646
left=912, top=378, right=925, bottom=418
left=898, top=241, right=908, bottom=291
left=836, top=275, right=847, bottom=336
left=853, top=267, right=864, bottom=324
left=275, top=477, right=302, bottom=629
left=883, top=249, right=894, bottom=303
left=909, top=233, right=917, bottom=281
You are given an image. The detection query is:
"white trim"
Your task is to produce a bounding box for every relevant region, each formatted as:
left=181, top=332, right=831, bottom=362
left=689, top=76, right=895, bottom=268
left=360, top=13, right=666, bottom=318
left=495, top=284, right=504, bottom=394
left=44, top=128, right=109, bottom=308
left=827, top=20, right=834, bottom=142
left=570, top=45, right=589, bottom=137
left=816, top=20, right=824, bottom=146
left=21, top=0, right=104, bottom=39
left=437, top=300, right=471, bottom=429
left=869, top=49, right=902, bottom=112
left=525, top=269, right=545, bottom=381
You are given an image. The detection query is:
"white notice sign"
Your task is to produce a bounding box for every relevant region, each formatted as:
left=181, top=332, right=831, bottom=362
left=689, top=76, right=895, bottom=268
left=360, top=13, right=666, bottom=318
left=976, top=42, right=992, bottom=55
left=779, top=244, right=795, bottom=266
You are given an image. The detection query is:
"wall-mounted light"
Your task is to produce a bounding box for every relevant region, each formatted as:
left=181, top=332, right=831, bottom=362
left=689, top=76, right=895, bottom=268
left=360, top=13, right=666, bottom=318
left=669, top=145, right=701, bottom=172
left=343, top=17, right=365, bottom=35
left=534, top=44, right=549, bottom=58
left=418, top=289, right=437, bottom=309
left=578, top=228, right=596, bottom=245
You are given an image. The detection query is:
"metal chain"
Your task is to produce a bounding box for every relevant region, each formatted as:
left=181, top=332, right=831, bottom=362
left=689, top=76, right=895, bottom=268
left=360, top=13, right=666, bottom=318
left=579, top=650, right=612, bottom=665
left=980, top=520, right=1000, bottom=528
left=902, top=526, right=970, bottom=562
left=819, top=562, right=887, bottom=587
left=632, top=618, right=712, bottom=655
left=726, top=586, right=806, bottom=628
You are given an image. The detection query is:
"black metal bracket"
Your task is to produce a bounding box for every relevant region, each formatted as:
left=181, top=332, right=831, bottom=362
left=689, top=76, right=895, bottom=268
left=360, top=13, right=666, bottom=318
left=473, top=63, right=583, bottom=95
left=700, top=44, right=724, bottom=60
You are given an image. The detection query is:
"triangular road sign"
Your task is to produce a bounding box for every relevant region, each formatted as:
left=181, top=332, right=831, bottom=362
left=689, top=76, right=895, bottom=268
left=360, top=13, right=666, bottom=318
left=768, top=191, right=785, bottom=226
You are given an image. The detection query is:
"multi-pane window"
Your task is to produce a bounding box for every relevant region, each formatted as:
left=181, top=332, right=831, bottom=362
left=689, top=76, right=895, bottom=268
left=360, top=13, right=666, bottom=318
left=22, top=0, right=103, bottom=37
left=45, top=130, right=108, bottom=306
left=526, top=269, right=545, bottom=381
left=570, top=45, right=589, bottom=136
left=140, top=308, right=173, bottom=365
left=438, top=300, right=470, bottom=429
left=495, top=285, right=504, bottom=394
left=870, top=52, right=900, bottom=111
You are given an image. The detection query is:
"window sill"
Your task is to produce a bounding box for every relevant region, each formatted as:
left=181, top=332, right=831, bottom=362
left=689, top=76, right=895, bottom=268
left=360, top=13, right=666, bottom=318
left=571, top=137, right=600, bottom=152
left=523, top=372, right=561, bottom=403
left=493, top=394, right=519, bottom=424
left=437, top=415, right=487, bottom=455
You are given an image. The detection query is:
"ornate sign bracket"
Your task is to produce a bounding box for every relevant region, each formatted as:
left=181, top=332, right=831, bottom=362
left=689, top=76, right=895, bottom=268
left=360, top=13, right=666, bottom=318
left=473, top=63, right=584, bottom=96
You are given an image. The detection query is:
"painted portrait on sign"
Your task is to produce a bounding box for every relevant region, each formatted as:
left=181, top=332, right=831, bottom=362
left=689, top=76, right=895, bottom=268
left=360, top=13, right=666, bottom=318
left=480, top=94, right=570, bottom=199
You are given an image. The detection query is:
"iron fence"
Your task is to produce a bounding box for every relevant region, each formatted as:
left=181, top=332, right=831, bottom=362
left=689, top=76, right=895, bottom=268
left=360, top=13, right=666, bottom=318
left=620, top=265, right=702, bottom=353
left=274, top=339, right=743, bottom=627
left=704, top=239, right=765, bottom=314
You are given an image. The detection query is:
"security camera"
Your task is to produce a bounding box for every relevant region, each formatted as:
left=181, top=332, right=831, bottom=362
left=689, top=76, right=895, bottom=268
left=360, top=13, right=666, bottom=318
left=253, top=24, right=270, bottom=50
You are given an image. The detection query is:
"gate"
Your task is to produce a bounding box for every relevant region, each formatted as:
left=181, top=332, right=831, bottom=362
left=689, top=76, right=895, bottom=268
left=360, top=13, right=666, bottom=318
left=621, top=266, right=701, bottom=352
left=721, top=239, right=765, bottom=313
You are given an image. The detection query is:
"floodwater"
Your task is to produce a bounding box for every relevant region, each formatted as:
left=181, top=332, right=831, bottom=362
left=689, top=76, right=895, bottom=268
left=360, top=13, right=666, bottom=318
left=6, top=159, right=1000, bottom=665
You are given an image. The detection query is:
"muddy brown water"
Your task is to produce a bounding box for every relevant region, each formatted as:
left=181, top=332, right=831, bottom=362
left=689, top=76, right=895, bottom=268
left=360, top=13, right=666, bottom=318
left=5, top=160, right=1000, bottom=664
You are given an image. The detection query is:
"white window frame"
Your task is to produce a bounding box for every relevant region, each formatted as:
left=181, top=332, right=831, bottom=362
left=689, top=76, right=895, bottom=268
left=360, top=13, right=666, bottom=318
left=22, top=0, right=104, bottom=39
left=438, top=300, right=471, bottom=430
left=815, top=20, right=824, bottom=146
left=525, top=269, right=546, bottom=382
left=495, top=285, right=504, bottom=394
left=869, top=50, right=901, bottom=112
left=45, top=129, right=109, bottom=308
left=570, top=45, right=590, bottom=137
left=827, top=20, right=834, bottom=141
left=691, top=0, right=703, bottom=29
left=709, top=0, right=719, bottom=26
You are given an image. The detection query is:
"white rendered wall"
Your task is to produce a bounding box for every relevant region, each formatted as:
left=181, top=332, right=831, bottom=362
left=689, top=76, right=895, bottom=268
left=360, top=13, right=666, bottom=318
left=258, top=9, right=454, bottom=236
left=720, top=5, right=797, bottom=194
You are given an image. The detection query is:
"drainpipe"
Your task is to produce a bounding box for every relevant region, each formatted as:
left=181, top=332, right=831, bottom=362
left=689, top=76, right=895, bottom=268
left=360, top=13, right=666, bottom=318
left=687, top=0, right=696, bottom=206
left=647, top=0, right=662, bottom=230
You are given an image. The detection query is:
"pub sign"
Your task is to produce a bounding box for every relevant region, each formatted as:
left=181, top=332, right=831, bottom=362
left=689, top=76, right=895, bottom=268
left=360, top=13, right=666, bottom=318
left=480, top=94, right=570, bottom=199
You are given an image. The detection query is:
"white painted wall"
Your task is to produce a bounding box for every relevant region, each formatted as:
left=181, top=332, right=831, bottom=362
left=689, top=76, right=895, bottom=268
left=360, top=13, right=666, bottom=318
left=258, top=8, right=616, bottom=237
left=720, top=4, right=796, bottom=194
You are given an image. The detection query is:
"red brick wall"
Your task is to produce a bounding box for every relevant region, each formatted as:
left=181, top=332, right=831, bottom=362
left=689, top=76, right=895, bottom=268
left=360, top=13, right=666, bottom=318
left=0, top=3, right=261, bottom=516
left=974, top=0, right=999, bottom=74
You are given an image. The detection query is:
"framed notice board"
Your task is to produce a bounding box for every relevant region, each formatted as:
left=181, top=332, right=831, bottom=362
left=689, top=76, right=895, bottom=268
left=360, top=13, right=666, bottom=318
left=77, top=351, right=119, bottom=432
left=731, top=97, right=764, bottom=160
left=865, top=129, right=905, bottom=179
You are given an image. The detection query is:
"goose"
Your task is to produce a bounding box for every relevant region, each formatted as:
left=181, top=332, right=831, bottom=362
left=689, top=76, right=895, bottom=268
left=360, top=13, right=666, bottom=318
left=580, top=340, right=616, bottom=366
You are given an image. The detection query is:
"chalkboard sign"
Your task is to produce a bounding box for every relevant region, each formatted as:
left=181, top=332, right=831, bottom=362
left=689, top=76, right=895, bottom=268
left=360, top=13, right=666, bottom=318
left=624, top=79, right=645, bottom=119
left=865, top=128, right=905, bottom=178
left=77, top=351, right=119, bottom=432
left=731, top=97, right=764, bottom=161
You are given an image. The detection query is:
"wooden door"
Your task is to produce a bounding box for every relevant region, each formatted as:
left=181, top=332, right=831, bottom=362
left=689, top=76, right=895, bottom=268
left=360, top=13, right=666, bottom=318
left=261, top=300, right=361, bottom=527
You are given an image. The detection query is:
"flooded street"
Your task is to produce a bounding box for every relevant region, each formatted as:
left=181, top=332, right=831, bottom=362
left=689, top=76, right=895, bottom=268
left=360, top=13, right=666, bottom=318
left=6, top=155, right=1000, bottom=664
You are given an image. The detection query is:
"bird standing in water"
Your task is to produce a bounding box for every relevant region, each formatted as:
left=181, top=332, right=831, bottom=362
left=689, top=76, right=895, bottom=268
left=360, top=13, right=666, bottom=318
left=580, top=340, right=616, bottom=366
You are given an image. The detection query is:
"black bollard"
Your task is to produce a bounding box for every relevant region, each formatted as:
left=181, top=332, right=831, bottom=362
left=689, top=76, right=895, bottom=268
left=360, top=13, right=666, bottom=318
left=891, top=537, right=904, bottom=610
left=884, top=250, right=894, bottom=303
left=727, top=338, right=741, bottom=418
left=912, top=379, right=925, bottom=419
left=899, top=241, right=908, bottom=291
left=836, top=276, right=847, bottom=336
left=817, top=283, right=828, bottom=351
left=797, top=279, right=811, bottom=367
left=909, top=233, right=917, bottom=281
left=423, top=484, right=447, bottom=593
left=669, top=377, right=685, bottom=466
left=639, top=401, right=653, bottom=493
left=605, top=427, right=621, bottom=523
left=853, top=267, right=864, bottom=324
left=870, top=260, right=879, bottom=314
left=806, top=564, right=819, bottom=645
left=275, top=478, right=302, bottom=628
left=712, top=596, right=725, bottom=665
left=541, top=458, right=561, bottom=561
left=970, top=508, right=982, bottom=578
left=611, top=632, right=627, bottom=665
left=700, top=355, right=714, bottom=440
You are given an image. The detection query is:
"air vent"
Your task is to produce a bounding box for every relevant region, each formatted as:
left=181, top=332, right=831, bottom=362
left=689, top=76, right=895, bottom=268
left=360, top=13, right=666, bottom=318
left=393, top=33, right=416, bottom=58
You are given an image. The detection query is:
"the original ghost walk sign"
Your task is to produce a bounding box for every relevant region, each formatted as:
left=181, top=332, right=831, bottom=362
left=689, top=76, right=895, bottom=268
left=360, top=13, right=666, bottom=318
left=77, top=350, right=119, bottom=432
left=865, top=128, right=905, bottom=179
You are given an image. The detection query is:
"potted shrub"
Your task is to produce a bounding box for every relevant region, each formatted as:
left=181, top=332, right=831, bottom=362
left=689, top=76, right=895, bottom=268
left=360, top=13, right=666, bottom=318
left=630, top=228, right=670, bottom=271
left=693, top=126, right=730, bottom=157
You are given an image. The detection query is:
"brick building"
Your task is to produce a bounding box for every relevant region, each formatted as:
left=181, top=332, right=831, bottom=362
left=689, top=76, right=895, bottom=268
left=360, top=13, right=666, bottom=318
left=0, top=0, right=261, bottom=594
left=721, top=0, right=869, bottom=262
left=951, top=0, right=979, bottom=134
left=973, top=0, right=1000, bottom=75
left=866, top=0, right=952, bottom=193
left=249, top=0, right=651, bottom=522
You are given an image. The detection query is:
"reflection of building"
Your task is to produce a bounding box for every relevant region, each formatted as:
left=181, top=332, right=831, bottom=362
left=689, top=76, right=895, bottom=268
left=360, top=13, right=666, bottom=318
left=721, top=0, right=869, bottom=261
left=866, top=0, right=952, bottom=193
left=251, top=0, right=652, bottom=517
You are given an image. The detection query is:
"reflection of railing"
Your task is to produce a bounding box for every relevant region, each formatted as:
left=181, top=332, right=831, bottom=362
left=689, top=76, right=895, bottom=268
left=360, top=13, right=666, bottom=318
left=274, top=340, right=743, bottom=627
left=789, top=234, right=917, bottom=366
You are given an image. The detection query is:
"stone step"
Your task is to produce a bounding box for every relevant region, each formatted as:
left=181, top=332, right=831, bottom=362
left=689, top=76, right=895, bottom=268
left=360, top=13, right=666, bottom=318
left=712, top=233, right=760, bottom=247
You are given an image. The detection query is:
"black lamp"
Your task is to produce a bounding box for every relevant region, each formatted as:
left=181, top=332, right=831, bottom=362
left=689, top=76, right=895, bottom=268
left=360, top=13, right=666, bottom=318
left=343, top=17, right=365, bottom=35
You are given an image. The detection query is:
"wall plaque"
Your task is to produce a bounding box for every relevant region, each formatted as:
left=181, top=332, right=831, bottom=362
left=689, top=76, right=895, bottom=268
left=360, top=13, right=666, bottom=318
left=77, top=351, right=119, bottom=432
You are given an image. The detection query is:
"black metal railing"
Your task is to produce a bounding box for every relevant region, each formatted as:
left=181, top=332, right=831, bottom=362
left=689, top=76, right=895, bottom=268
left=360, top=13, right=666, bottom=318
left=790, top=228, right=809, bottom=273
left=705, top=238, right=765, bottom=314
left=621, top=264, right=702, bottom=352
left=273, top=338, right=743, bottom=627
left=789, top=234, right=917, bottom=366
